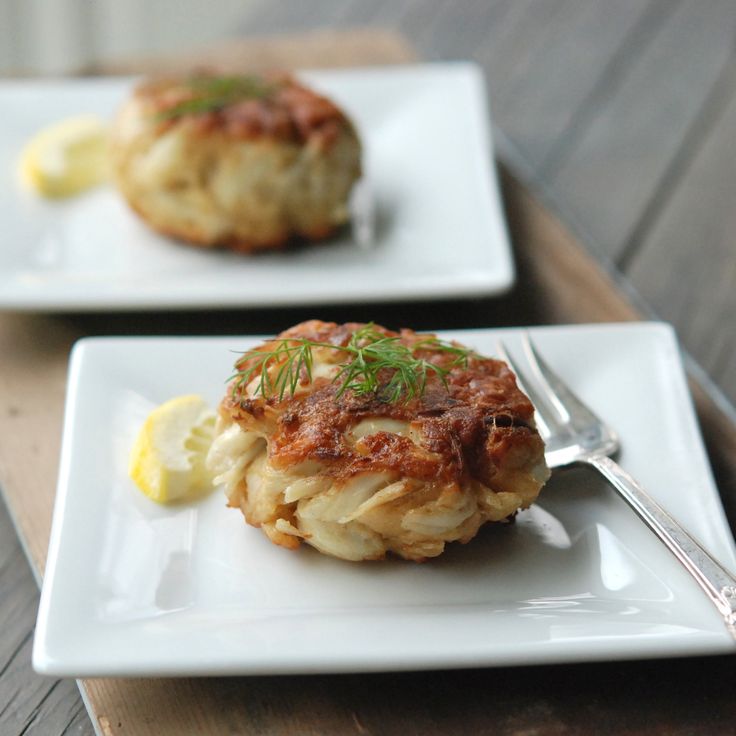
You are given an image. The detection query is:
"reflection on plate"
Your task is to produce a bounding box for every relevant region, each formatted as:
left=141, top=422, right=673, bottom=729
left=33, top=323, right=736, bottom=677
left=0, top=63, right=513, bottom=311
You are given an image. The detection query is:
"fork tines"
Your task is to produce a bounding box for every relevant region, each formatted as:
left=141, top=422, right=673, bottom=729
left=497, top=332, right=608, bottom=445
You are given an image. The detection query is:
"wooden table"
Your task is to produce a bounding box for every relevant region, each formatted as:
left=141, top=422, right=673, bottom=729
left=2, top=8, right=736, bottom=735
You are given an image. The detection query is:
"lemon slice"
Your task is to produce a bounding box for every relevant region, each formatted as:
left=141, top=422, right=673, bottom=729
left=129, top=395, right=217, bottom=504
left=19, top=114, right=108, bottom=198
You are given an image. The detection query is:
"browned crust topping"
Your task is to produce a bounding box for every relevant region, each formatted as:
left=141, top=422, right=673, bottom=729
left=223, top=320, right=543, bottom=488
left=134, top=73, right=352, bottom=147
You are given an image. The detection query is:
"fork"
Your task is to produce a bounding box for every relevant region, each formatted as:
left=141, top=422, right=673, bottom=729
left=498, top=333, right=736, bottom=640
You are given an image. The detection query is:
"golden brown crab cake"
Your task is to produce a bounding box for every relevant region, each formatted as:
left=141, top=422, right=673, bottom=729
left=109, top=73, right=362, bottom=251
left=206, top=320, right=550, bottom=561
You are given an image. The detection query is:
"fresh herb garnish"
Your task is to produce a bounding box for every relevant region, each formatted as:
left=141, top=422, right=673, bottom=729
left=230, top=324, right=475, bottom=404
left=158, top=74, right=277, bottom=119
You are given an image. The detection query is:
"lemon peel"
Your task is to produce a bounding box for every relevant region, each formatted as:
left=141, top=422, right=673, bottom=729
left=129, top=394, right=216, bottom=504
left=19, top=114, right=108, bottom=198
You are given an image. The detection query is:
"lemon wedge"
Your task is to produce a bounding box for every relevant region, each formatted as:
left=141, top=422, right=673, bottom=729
left=129, top=395, right=217, bottom=504
left=19, top=114, right=108, bottom=198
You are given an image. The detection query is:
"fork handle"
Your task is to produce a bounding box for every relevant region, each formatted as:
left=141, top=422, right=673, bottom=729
left=586, top=454, right=736, bottom=638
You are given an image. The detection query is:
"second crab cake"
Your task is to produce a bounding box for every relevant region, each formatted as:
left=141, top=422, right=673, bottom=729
left=207, top=320, right=550, bottom=562
left=109, top=73, right=362, bottom=252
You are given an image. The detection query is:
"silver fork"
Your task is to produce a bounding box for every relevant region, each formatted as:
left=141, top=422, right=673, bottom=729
left=498, top=332, right=736, bottom=640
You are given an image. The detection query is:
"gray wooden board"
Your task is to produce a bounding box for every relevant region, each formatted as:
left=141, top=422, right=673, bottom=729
left=471, top=0, right=667, bottom=171
left=0, top=496, right=94, bottom=736
left=544, top=0, right=736, bottom=261
left=627, top=60, right=736, bottom=407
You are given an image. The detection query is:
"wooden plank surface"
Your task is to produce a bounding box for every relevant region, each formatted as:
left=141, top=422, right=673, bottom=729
left=0, top=506, right=91, bottom=733
left=626, top=60, right=736, bottom=408
left=545, top=0, right=736, bottom=261
left=473, top=0, right=666, bottom=171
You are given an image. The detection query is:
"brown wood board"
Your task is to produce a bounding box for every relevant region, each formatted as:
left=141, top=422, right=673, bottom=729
left=1, top=29, right=735, bottom=735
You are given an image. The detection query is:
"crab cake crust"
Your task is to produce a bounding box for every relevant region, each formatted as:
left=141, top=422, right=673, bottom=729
left=109, top=74, right=362, bottom=252
left=207, top=321, right=550, bottom=561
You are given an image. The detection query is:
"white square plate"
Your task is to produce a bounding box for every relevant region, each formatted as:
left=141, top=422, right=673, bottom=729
left=0, top=63, right=513, bottom=311
left=33, top=323, right=736, bottom=677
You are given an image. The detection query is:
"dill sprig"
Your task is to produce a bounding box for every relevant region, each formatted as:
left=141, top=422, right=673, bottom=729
left=229, top=324, right=475, bottom=404
left=158, top=74, right=277, bottom=119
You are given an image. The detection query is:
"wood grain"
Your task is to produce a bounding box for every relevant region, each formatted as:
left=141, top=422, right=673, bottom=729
left=546, top=0, right=736, bottom=261
left=474, top=0, right=665, bottom=171
left=0, top=497, right=90, bottom=733
left=626, top=61, right=736, bottom=408
left=72, top=657, right=736, bottom=736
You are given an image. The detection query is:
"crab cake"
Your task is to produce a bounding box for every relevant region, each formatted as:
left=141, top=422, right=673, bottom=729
left=109, top=73, right=362, bottom=251
left=206, top=320, right=550, bottom=562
